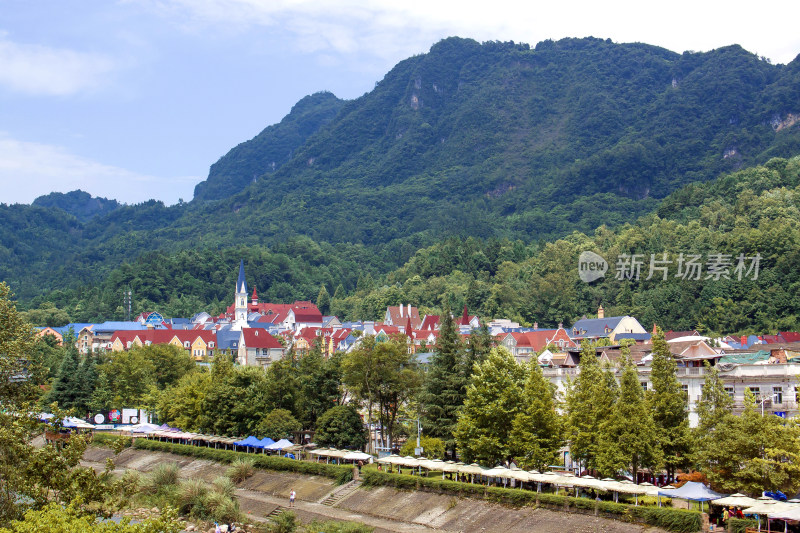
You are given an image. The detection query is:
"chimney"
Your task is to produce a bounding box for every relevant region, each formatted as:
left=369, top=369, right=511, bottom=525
left=533, top=322, right=538, bottom=330
left=598, top=305, right=605, bottom=319
left=408, top=303, right=412, bottom=317
left=741, top=335, right=747, bottom=345
left=558, top=322, right=563, bottom=329
left=399, top=304, right=404, bottom=318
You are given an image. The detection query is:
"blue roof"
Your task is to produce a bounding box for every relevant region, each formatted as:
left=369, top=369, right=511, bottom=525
left=54, top=323, right=93, bottom=335
left=570, top=316, right=626, bottom=338
left=93, top=321, right=148, bottom=333
left=237, top=259, right=247, bottom=294
left=615, top=333, right=651, bottom=341
left=216, top=330, right=240, bottom=350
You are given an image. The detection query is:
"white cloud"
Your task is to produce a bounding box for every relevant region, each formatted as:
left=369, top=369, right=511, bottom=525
left=0, top=133, right=198, bottom=205
left=136, top=0, right=800, bottom=64
left=0, top=33, right=117, bottom=96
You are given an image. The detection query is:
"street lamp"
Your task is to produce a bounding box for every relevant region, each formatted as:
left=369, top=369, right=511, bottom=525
left=758, top=393, right=779, bottom=416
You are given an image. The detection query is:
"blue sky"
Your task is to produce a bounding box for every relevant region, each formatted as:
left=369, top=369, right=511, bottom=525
left=2, top=0, right=799, bottom=206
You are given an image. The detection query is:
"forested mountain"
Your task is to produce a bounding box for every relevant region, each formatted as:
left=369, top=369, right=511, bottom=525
left=21, top=157, right=800, bottom=335
left=32, top=190, right=120, bottom=222
left=4, top=36, right=800, bottom=310
left=193, top=91, right=345, bottom=202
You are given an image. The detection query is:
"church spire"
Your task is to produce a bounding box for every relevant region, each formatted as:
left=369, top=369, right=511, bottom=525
left=237, top=259, right=247, bottom=294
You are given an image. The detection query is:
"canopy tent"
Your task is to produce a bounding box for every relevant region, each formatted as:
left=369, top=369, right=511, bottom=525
left=658, top=481, right=725, bottom=501
left=62, top=417, right=95, bottom=429
left=659, top=481, right=726, bottom=512
left=128, top=423, right=159, bottom=434
left=233, top=436, right=262, bottom=447
left=257, top=437, right=275, bottom=448
left=265, top=439, right=293, bottom=451
left=376, top=454, right=401, bottom=464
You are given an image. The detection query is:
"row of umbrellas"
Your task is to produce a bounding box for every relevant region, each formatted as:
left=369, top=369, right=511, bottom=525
left=309, top=448, right=372, bottom=461
left=375, top=455, right=670, bottom=496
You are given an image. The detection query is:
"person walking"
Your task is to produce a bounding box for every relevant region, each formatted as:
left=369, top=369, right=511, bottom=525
left=289, top=488, right=296, bottom=508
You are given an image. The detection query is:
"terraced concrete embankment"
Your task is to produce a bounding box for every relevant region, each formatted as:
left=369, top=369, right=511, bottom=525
left=83, top=446, right=670, bottom=533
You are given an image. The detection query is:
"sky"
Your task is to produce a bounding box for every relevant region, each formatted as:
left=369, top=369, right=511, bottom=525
left=1, top=0, right=799, bottom=206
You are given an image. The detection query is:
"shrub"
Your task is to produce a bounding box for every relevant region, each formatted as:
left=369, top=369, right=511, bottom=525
left=144, top=463, right=180, bottom=494
left=227, top=458, right=255, bottom=483
left=177, top=479, right=209, bottom=517
left=728, top=517, right=759, bottom=533
left=115, top=469, right=141, bottom=498
left=304, top=519, right=375, bottom=532
left=269, top=510, right=299, bottom=533
left=212, top=476, right=236, bottom=499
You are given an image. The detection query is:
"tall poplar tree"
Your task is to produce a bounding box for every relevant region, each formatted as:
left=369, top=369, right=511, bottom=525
left=510, top=362, right=563, bottom=470
left=566, top=340, right=612, bottom=472
left=598, top=353, right=662, bottom=480
left=649, top=327, right=692, bottom=480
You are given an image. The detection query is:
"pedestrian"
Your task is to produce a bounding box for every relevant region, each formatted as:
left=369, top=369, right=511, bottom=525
left=289, top=488, right=296, bottom=508
left=215, top=522, right=221, bottom=533
left=722, top=507, right=730, bottom=524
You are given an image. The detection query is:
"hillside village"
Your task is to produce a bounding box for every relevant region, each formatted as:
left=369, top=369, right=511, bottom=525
left=37, top=260, right=800, bottom=428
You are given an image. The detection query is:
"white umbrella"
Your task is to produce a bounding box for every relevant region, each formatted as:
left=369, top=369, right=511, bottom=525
left=713, top=493, right=759, bottom=508
left=343, top=452, right=372, bottom=461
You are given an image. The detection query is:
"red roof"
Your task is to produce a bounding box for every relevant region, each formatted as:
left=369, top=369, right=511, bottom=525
left=241, top=329, right=282, bottom=349
left=292, top=309, right=323, bottom=323
left=420, top=315, right=440, bottom=330
left=780, top=332, right=800, bottom=342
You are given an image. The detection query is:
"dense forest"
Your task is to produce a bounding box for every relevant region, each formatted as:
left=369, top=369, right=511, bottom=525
left=3, top=37, right=800, bottom=333
left=17, top=156, right=800, bottom=335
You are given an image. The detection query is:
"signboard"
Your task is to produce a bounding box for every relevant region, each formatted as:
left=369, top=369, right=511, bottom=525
left=108, top=409, right=121, bottom=423
left=775, top=411, right=788, bottom=418
left=94, top=413, right=105, bottom=424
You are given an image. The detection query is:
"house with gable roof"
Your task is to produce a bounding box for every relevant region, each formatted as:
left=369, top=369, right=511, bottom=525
left=385, top=304, right=422, bottom=329
left=238, top=328, right=285, bottom=368
left=569, top=306, right=646, bottom=343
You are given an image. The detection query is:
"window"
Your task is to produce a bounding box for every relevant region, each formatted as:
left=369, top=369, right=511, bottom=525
left=774, top=386, right=783, bottom=404
left=724, top=386, right=734, bottom=400
left=681, top=384, right=689, bottom=398
left=184, top=341, right=190, bottom=348
left=746, top=386, right=760, bottom=397
left=641, top=382, right=648, bottom=391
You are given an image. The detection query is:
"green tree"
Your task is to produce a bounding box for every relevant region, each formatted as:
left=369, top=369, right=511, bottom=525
left=420, top=308, right=464, bottom=457
left=256, top=408, right=302, bottom=440
left=314, top=405, right=367, bottom=450
left=317, top=285, right=331, bottom=316
left=597, top=353, right=662, bottom=480
left=509, top=362, right=563, bottom=471
left=296, top=351, right=342, bottom=429
left=45, top=348, right=80, bottom=410
left=399, top=435, right=445, bottom=459
left=453, top=347, right=525, bottom=465
left=565, top=340, right=616, bottom=472
left=649, top=327, right=692, bottom=481
left=341, top=335, right=420, bottom=451
left=155, top=370, right=212, bottom=431
left=697, top=391, right=800, bottom=495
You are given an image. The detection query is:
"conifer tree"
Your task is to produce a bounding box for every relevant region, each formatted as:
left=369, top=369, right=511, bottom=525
left=649, top=327, right=692, bottom=480
left=454, top=347, right=525, bottom=465
left=421, top=308, right=465, bottom=457
left=316, top=285, right=331, bottom=315
left=510, top=362, right=563, bottom=470
left=566, top=340, right=606, bottom=472
left=73, top=353, right=98, bottom=415
left=47, top=346, right=80, bottom=409
left=598, top=352, right=662, bottom=480
left=464, top=322, right=492, bottom=375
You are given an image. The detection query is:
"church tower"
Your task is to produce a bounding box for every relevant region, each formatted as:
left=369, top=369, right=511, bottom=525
left=233, top=260, right=248, bottom=330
